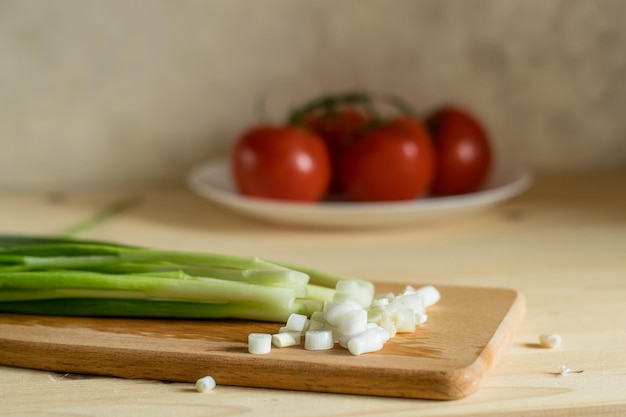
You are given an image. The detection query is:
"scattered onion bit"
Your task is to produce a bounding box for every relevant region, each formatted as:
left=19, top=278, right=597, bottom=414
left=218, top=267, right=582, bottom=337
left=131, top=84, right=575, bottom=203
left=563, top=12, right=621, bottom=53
left=539, top=334, right=562, bottom=349
left=558, top=365, right=583, bottom=375
left=195, top=376, right=216, bottom=393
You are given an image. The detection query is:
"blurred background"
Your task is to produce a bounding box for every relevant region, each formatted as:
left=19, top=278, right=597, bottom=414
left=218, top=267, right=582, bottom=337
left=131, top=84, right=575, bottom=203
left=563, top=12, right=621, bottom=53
left=1, top=0, right=625, bottom=193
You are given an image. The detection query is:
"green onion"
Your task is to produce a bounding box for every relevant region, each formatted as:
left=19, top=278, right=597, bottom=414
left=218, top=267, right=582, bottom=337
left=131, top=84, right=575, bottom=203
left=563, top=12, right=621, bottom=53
left=0, top=235, right=370, bottom=322
left=0, top=299, right=318, bottom=322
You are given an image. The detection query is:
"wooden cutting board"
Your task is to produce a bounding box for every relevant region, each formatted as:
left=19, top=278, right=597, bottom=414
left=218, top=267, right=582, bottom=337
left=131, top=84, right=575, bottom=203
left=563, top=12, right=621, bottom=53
left=0, top=283, right=525, bottom=400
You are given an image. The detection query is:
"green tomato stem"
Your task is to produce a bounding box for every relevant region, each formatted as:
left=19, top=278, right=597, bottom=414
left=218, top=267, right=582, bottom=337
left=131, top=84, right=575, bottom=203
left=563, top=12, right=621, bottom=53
left=287, top=91, right=377, bottom=126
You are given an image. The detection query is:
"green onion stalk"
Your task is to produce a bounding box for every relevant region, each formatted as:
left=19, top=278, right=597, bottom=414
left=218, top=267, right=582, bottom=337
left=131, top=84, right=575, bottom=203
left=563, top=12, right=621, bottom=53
left=0, top=235, right=371, bottom=322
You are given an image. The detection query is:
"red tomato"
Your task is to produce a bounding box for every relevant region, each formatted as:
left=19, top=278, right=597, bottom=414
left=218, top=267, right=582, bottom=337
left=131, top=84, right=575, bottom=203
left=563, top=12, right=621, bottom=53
left=304, top=108, right=370, bottom=193
left=231, top=125, right=331, bottom=202
left=428, top=107, right=492, bottom=196
left=339, top=118, right=435, bottom=202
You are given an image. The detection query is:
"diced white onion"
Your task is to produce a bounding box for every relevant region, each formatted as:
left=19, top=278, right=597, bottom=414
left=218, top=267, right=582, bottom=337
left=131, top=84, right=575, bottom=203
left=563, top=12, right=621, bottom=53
left=304, top=330, right=334, bottom=350
left=348, top=327, right=390, bottom=356
left=379, top=317, right=397, bottom=338
left=307, top=320, right=325, bottom=330
left=394, top=292, right=426, bottom=314
left=392, top=308, right=416, bottom=333
left=248, top=333, right=272, bottom=354
left=414, top=285, right=441, bottom=308
left=371, top=297, right=389, bottom=307
left=337, top=309, right=368, bottom=336
left=323, top=301, right=361, bottom=326
left=195, top=376, right=216, bottom=393
left=309, top=311, right=326, bottom=326
left=334, top=280, right=374, bottom=307
left=285, top=313, right=309, bottom=332
left=539, top=334, right=562, bottom=349
left=336, top=332, right=352, bottom=349
left=401, top=285, right=416, bottom=295
left=272, top=331, right=300, bottom=347
left=415, top=312, right=428, bottom=325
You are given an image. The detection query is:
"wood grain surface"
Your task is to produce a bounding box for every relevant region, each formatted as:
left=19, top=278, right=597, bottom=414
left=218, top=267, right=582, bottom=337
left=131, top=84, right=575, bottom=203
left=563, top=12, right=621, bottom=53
left=2, top=172, right=625, bottom=416
left=0, top=283, right=524, bottom=400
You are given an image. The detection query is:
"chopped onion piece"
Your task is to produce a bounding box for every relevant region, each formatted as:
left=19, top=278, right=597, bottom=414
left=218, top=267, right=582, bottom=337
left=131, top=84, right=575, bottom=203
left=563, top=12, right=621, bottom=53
left=307, top=319, right=326, bottom=330
left=195, top=376, right=216, bottom=393
left=414, top=285, right=441, bottom=308
left=279, top=327, right=302, bottom=336
left=336, top=332, right=352, bottom=349
left=371, top=297, right=389, bottom=308
left=272, top=331, right=300, bottom=347
left=401, top=285, right=417, bottom=295
left=379, top=317, right=397, bottom=338
left=557, top=365, right=582, bottom=375
left=391, top=308, right=416, bottom=333
left=248, top=333, right=272, bottom=354
left=324, top=300, right=361, bottom=326
left=374, top=292, right=395, bottom=303
left=394, top=292, right=425, bottom=314
left=285, top=313, right=309, bottom=332
left=310, top=310, right=326, bottom=323
left=348, top=327, right=390, bottom=355
left=337, top=309, right=368, bottom=336
left=334, top=280, right=374, bottom=307
left=539, top=334, right=562, bottom=349
left=304, top=329, right=334, bottom=350
left=415, top=313, right=428, bottom=325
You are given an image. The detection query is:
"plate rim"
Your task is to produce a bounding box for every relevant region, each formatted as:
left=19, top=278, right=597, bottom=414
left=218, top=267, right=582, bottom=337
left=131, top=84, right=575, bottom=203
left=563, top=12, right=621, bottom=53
left=186, top=157, right=534, bottom=226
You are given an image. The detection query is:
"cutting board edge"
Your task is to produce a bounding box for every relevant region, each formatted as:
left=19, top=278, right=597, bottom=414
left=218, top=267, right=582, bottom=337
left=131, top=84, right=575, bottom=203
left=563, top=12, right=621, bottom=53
left=435, top=289, right=526, bottom=399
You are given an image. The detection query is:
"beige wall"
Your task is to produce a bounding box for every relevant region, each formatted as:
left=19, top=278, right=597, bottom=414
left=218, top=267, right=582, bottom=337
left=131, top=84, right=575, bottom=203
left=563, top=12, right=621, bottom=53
left=1, top=0, right=625, bottom=192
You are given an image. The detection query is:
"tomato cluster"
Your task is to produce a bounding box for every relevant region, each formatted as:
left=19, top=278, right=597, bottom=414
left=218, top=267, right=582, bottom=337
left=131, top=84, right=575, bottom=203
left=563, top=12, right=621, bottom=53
left=231, top=93, right=492, bottom=203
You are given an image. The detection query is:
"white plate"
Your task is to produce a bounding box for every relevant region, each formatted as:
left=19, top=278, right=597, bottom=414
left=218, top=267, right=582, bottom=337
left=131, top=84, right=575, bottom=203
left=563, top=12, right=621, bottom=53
left=186, top=159, right=533, bottom=228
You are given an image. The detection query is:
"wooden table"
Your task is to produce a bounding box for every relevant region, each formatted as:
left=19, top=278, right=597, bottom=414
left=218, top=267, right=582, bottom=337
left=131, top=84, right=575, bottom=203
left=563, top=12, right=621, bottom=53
left=1, top=172, right=625, bottom=416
